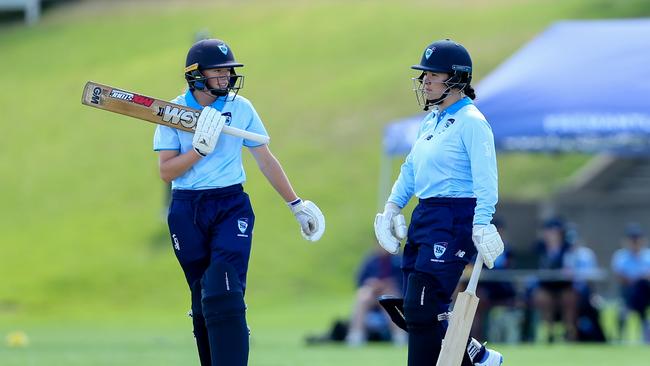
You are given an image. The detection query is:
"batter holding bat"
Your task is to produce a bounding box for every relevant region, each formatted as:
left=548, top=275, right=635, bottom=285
left=374, top=39, right=504, bottom=366
left=154, top=38, right=325, bottom=366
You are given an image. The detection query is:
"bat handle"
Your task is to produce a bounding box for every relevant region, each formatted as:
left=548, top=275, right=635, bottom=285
left=466, top=255, right=483, bottom=295
left=222, top=125, right=270, bottom=145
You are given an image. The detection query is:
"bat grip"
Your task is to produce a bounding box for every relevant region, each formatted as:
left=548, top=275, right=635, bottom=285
left=465, top=255, right=483, bottom=295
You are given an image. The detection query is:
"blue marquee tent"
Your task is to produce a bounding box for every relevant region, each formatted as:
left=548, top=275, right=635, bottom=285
left=382, top=19, right=650, bottom=157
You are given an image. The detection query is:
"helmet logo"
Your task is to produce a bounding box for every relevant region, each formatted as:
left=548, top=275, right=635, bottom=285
left=425, top=47, right=435, bottom=59
left=218, top=44, right=229, bottom=55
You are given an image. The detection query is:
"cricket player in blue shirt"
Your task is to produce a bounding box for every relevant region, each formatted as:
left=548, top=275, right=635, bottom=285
left=154, top=39, right=325, bottom=366
left=374, top=39, right=504, bottom=366
left=611, top=223, right=650, bottom=342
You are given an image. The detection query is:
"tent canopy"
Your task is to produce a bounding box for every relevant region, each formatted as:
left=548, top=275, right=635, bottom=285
left=383, top=19, right=650, bottom=156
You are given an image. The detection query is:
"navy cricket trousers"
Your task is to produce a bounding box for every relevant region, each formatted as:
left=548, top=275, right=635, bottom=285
left=167, top=184, right=255, bottom=293
left=166, top=184, right=255, bottom=366
left=402, top=197, right=477, bottom=301
left=401, top=197, right=479, bottom=366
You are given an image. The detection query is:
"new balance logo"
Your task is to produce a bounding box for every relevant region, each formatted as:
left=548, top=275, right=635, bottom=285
left=455, top=250, right=466, bottom=258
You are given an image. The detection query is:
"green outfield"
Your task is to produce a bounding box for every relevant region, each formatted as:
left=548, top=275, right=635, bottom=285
left=1, top=0, right=650, bottom=365
left=2, top=324, right=650, bottom=366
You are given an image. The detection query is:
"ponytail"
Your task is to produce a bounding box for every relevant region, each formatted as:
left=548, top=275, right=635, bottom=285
left=463, top=84, right=476, bottom=100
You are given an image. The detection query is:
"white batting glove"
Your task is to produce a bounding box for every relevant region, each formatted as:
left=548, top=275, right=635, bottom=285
left=472, top=224, right=504, bottom=269
left=288, top=198, right=325, bottom=242
left=374, top=202, right=407, bottom=254
left=192, top=106, right=226, bottom=156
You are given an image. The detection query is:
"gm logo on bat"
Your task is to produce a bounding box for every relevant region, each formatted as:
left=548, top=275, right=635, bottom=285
left=157, top=105, right=200, bottom=129
left=91, top=87, right=102, bottom=104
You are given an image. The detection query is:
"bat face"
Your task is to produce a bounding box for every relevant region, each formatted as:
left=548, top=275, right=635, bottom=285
left=82, top=82, right=197, bottom=132
left=156, top=104, right=200, bottom=130
left=436, top=255, right=485, bottom=366
left=86, top=84, right=155, bottom=109
left=81, top=81, right=269, bottom=144
left=436, top=292, right=480, bottom=366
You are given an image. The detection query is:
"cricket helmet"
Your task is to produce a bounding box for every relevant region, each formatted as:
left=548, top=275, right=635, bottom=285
left=412, top=39, right=472, bottom=85
left=411, top=39, right=473, bottom=109
left=184, top=39, right=244, bottom=99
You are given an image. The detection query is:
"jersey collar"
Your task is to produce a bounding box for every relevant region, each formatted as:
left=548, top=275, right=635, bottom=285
left=444, top=96, right=473, bottom=116
left=434, top=97, right=472, bottom=125
left=184, top=89, right=203, bottom=110
left=184, top=89, right=228, bottom=110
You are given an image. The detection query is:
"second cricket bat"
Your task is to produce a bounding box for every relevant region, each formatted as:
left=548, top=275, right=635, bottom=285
left=81, top=81, right=269, bottom=145
left=436, top=255, right=484, bottom=366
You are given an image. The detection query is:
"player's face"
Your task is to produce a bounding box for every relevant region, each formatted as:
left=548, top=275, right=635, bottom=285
left=422, top=72, right=450, bottom=99
left=627, top=236, right=645, bottom=251
left=542, top=228, right=563, bottom=246
left=203, top=68, right=231, bottom=90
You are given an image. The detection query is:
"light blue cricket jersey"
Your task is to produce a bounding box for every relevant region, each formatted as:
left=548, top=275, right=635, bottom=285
left=153, top=90, right=269, bottom=190
left=387, top=97, right=498, bottom=226
left=611, top=247, right=650, bottom=280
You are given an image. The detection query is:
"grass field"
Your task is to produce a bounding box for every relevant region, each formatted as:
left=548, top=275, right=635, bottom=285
left=3, top=325, right=650, bottom=366
left=2, top=0, right=650, bottom=365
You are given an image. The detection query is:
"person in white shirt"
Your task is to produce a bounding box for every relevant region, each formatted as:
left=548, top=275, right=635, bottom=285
left=611, top=223, right=650, bottom=343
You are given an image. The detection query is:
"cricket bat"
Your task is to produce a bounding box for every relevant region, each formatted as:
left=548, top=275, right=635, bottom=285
left=436, top=255, right=484, bottom=366
left=81, top=81, right=270, bottom=145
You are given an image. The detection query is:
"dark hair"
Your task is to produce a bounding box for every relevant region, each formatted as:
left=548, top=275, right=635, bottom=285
left=445, top=72, right=476, bottom=100
left=463, top=84, right=476, bottom=100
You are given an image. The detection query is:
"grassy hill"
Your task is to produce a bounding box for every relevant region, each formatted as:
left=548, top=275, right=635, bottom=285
left=1, top=0, right=649, bottom=325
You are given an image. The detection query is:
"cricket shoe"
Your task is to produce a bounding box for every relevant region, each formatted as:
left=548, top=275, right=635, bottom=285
left=467, top=339, right=503, bottom=366
left=474, top=348, right=503, bottom=366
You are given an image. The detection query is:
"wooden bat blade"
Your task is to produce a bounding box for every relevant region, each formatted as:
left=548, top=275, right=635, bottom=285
left=436, top=292, right=480, bottom=366
left=81, top=81, right=269, bottom=144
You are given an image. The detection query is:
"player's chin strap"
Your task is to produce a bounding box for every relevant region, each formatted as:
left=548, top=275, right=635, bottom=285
left=423, top=82, right=467, bottom=111
left=208, top=87, right=229, bottom=97
left=205, top=74, right=243, bottom=101
left=423, top=87, right=451, bottom=111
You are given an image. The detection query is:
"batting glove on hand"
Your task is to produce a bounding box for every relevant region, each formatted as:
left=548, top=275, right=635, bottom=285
left=192, top=106, right=226, bottom=156
left=472, top=224, right=504, bottom=269
left=288, top=198, right=325, bottom=242
left=374, top=202, right=407, bottom=254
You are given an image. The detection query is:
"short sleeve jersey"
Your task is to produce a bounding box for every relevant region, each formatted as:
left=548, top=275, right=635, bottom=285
left=153, top=90, right=269, bottom=190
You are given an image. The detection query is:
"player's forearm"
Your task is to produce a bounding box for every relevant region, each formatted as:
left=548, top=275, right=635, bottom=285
left=159, top=150, right=202, bottom=183
left=257, top=157, right=298, bottom=202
